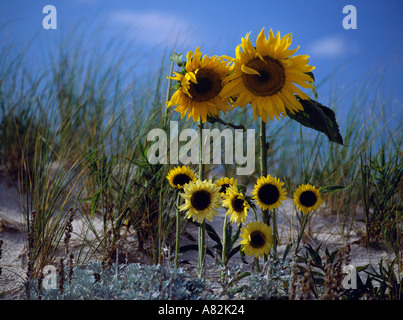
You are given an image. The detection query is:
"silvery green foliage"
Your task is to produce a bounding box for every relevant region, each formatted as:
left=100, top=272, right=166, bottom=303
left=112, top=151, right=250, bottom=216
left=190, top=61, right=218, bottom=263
left=27, top=262, right=217, bottom=300
left=236, top=261, right=291, bottom=300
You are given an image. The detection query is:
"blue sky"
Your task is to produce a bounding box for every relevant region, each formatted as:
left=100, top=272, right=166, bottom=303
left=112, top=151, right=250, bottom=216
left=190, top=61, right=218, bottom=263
left=1, top=0, right=402, bottom=127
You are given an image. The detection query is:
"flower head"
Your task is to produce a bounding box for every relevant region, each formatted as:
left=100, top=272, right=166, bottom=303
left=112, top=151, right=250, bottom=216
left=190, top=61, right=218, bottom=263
left=293, top=183, right=323, bottom=214
left=222, top=27, right=315, bottom=122
left=222, top=185, right=249, bottom=225
left=240, top=221, right=273, bottom=258
left=179, top=179, right=221, bottom=223
left=166, top=166, right=197, bottom=190
left=167, top=47, right=233, bottom=123
left=252, top=174, right=287, bottom=211
left=215, top=177, right=238, bottom=197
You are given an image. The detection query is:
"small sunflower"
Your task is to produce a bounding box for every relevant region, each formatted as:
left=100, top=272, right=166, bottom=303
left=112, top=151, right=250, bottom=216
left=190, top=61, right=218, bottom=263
left=215, top=177, right=238, bottom=197
left=222, top=185, right=250, bottom=225
left=179, top=179, right=221, bottom=223
left=293, top=183, right=323, bottom=214
left=240, top=221, right=273, bottom=258
left=167, top=47, right=233, bottom=123
left=221, top=27, right=315, bottom=122
left=166, top=165, right=197, bottom=189
left=252, top=175, right=287, bottom=210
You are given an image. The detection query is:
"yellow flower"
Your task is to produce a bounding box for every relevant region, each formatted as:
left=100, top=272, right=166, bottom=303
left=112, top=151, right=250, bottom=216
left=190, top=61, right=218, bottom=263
left=179, top=179, right=221, bottom=223
left=167, top=47, right=233, bottom=123
left=166, top=166, right=197, bottom=189
left=222, top=185, right=249, bottom=225
left=215, top=177, right=237, bottom=197
left=221, top=27, right=315, bottom=122
left=252, top=175, right=287, bottom=210
left=293, top=183, right=323, bottom=214
left=240, top=221, right=273, bottom=258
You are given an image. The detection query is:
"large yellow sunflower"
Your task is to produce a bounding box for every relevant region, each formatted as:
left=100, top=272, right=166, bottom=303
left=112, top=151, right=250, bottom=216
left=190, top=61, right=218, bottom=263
left=293, top=183, right=323, bottom=214
left=221, top=27, right=315, bottom=122
left=179, top=179, right=221, bottom=223
left=252, top=175, right=287, bottom=211
left=222, top=185, right=249, bottom=225
left=167, top=47, right=233, bottom=123
left=166, top=165, right=197, bottom=190
left=215, top=177, right=238, bottom=197
left=240, top=221, right=273, bottom=258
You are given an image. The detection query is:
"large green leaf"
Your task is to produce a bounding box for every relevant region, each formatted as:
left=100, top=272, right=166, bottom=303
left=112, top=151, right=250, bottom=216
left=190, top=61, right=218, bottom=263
left=286, top=97, right=343, bottom=145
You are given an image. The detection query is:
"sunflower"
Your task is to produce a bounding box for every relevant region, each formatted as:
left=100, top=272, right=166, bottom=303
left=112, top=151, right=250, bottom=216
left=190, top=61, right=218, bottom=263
left=240, top=221, right=273, bottom=258
left=252, top=175, right=287, bottom=210
left=167, top=47, right=233, bottom=123
left=166, top=165, right=197, bottom=190
left=221, top=27, right=315, bottom=122
left=222, top=185, right=249, bottom=225
left=215, top=177, right=238, bottom=197
left=179, top=179, right=221, bottom=223
left=293, top=183, right=323, bottom=214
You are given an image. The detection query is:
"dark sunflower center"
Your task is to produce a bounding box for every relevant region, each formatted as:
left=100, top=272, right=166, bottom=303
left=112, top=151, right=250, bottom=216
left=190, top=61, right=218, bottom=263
left=172, top=173, right=191, bottom=187
left=191, top=190, right=211, bottom=211
left=242, top=56, right=285, bottom=97
left=249, top=231, right=266, bottom=248
left=299, top=191, right=317, bottom=207
left=219, top=184, right=230, bottom=194
left=188, top=68, right=222, bottom=102
left=231, top=197, right=245, bottom=213
left=257, top=184, right=280, bottom=205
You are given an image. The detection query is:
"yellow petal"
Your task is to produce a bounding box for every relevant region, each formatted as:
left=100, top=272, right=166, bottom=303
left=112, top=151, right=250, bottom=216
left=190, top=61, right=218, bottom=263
left=186, top=71, right=198, bottom=84
left=241, top=65, right=261, bottom=76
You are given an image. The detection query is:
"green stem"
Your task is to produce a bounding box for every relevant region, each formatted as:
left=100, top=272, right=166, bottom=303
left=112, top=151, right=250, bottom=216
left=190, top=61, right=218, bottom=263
left=259, top=119, right=268, bottom=177
left=198, top=119, right=205, bottom=278
left=175, top=190, right=180, bottom=269
left=272, top=209, right=278, bottom=261
left=251, top=204, right=258, bottom=222
left=255, top=257, right=261, bottom=273
left=198, top=119, right=205, bottom=180
left=222, top=213, right=228, bottom=266
left=295, top=211, right=309, bottom=254
left=221, top=213, right=229, bottom=283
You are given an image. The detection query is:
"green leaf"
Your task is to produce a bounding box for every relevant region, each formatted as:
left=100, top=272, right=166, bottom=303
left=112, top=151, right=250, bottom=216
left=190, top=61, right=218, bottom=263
left=286, top=98, right=343, bottom=145
left=282, top=243, right=292, bottom=263
left=170, top=52, right=185, bottom=67
left=190, top=219, right=223, bottom=250
left=205, top=222, right=222, bottom=248
left=228, top=245, right=241, bottom=261
left=239, top=247, right=248, bottom=264
left=237, top=184, right=247, bottom=194
left=356, top=264, right=370, bottom=273
left=230, top=223, right=242, bottom=249
left=319, top=185, right=349, bottom=194
left=207, top=115, right=247, bottom=132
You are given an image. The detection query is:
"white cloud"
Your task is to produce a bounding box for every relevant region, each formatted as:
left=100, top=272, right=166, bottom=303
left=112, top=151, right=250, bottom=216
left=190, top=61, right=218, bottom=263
left=308, top=35, right=360, bottom=58
left=108, top=10, right=196, bottom=46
